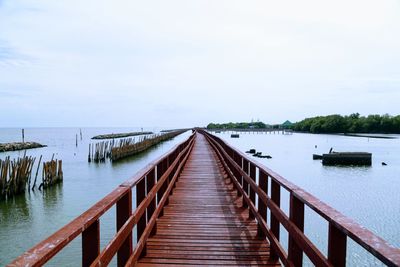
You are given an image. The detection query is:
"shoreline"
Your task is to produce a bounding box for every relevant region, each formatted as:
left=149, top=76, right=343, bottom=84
left=299, top=132, right=398, bottom=139
left=211, top=129, right=398, bottom=139
left=285, top=131, right=398, bottom=139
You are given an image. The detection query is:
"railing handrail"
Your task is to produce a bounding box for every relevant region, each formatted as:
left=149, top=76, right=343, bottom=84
left=124, top=136, right=195, bottom=265
left=122, top=132, right=192, bottom=187
left=201, top=129, right=400, bottom=267
left=8, top=131, right=195, bottom=267
left=7, top=186, right=130, bottom=267
left=91, top=135, right=195, bottom=266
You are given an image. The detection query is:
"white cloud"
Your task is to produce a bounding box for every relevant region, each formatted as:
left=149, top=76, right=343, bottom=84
left=0, top=0, right=399, bottom=127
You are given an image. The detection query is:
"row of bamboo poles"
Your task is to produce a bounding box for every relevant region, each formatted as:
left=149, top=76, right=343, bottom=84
left=88, top=130, right=186, bottom=163
left=88, top=138, right=135, bottom=163
left=39, top=159, right=63, bottom=190
left=0, top=155, right=63, bottom=200
left=111, top=130, right=186, bottom=161
left=0, top=156, right=35, bottom=199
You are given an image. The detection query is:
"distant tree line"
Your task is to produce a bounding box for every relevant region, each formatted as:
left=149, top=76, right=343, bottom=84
left=207, top=121, right=268, bottom=129
left=292, top=113, right=400, bottom=134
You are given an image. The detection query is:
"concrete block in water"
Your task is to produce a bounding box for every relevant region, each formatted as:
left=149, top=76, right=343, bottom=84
left=322, top=152, right=372, bottom=166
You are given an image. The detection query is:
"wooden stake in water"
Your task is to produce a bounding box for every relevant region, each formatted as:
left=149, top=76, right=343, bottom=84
left=88, top=144, right=91, bottom=162
left=0, top=155, right=36, bottom=199
left=76, top=134, right=78, bottom=147
left=80, top=128, right=83, bottom=140
left=32, top=155, right=42, bottom=190
left=22, top=129, right=25, bottom=143
left=39, top=159, right=63, bottom=190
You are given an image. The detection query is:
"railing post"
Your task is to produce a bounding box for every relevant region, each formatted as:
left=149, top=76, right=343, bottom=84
left=258, top=170, right=268, bottom=237
left=147, top=169, right=156, bottom=236
left=82, top=219, right=100, bottom=267
left=169, top=161, right=177, bottom=189
left=163, top=157, right=169, bottom=206
left=270, top=179, right=280, bottom=260
left=229, top=147, right=235, bottom=159
left=175, top=150, right=180, bottom=173
left=136, top=178, right=147, bottom=241
left=167, top=155, right=172, bottom=170
left=328, top=222, right=347, bottom=267
left=288, top=194, right=305, bottom=266
left=249, top=163, right=256, bottom=219
left=223, top=154, right=232, bottom=184
left=116, top=188, right=132, bottom=267
left=234, top=153, right=242, bottom=198
left=157, top=162, right=164, bottom=217
left=242, top=159, right=249, bottom=209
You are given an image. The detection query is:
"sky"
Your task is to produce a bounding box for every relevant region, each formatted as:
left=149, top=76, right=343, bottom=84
left=0, top=0, right=399, bottom=128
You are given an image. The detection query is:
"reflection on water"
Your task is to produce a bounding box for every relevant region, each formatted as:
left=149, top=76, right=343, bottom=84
left=42, top=183, right=63, bottom=210
left=0, top=192, right=31, bottom=224
left=0, top=129, right=398, bottom=266
left=218, top=131, right=400, bottom=266
left=0, top=127, right=191, bottom=266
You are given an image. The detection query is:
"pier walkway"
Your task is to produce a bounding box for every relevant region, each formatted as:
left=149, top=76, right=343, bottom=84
left=9, top=130, right=400, bottom=267
left=137, top=134, right=278, bottom=266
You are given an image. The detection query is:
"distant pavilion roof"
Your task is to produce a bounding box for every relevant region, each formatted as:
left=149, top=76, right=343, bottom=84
left=282, top=120, right=293, bottom=126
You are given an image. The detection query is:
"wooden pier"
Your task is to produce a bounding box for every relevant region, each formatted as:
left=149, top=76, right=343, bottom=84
left=9, top=131, right=400, bottom=267
left=208, top=128, right=293, bottom=135
left=137, top=134, right=278, bottom=266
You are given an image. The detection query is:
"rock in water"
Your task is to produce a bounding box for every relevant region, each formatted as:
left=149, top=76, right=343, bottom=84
left=0, top=142, right=46, bottom=152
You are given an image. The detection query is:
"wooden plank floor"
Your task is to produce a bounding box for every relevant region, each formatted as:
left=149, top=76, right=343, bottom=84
left=137, top=134, right=280, bottom=266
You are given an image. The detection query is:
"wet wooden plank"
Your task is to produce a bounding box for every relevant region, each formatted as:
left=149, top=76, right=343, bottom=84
left=137, top=258, right=280, bottom=266
left=138, top=134, right=280, bottom=266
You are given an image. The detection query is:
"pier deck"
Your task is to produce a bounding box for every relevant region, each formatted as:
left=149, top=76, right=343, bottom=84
left=9, top=131, right=400, bottom=267
left=137, top=135, right=279, bottom=266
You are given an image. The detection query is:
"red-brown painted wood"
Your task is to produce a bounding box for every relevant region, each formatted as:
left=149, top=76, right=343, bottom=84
left=137, top=134, right=280, bottom=266
left=82, top=219, right=100, bottom=267
left=258, top=170, right=268, bottom=237
left=288, top=194, right=305, bottom=266
left=328, top=222, right=347, bottom=267
left=116, top=188, right=132, bottom=267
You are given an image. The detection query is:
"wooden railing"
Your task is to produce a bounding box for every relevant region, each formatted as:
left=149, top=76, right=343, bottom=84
left=201, top=130, right=400, bottom=267
left=9, top=132, right=195, bottom=267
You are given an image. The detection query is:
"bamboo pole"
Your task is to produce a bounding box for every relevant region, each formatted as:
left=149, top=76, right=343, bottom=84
left=32, top=155, right=42, bottom=190
left=110, top=130, right=186, bottom=162
left=39, top=159, right=63, bottom=189
left=0, top=156, right=36, bottom=199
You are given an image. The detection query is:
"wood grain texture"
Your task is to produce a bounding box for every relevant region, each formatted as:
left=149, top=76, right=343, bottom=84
left=137, top=134, right=280, bottom=266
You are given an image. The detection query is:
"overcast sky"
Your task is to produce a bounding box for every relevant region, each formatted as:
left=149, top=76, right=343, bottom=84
left=0, top=0, right=399, bottom=128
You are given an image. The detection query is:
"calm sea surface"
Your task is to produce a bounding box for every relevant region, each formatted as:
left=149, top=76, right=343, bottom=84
left=217, top=131, right=400, bottom=266
left=0, top=127, right=192, bottom=266
left=0, top=129, right=399, bottom=266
